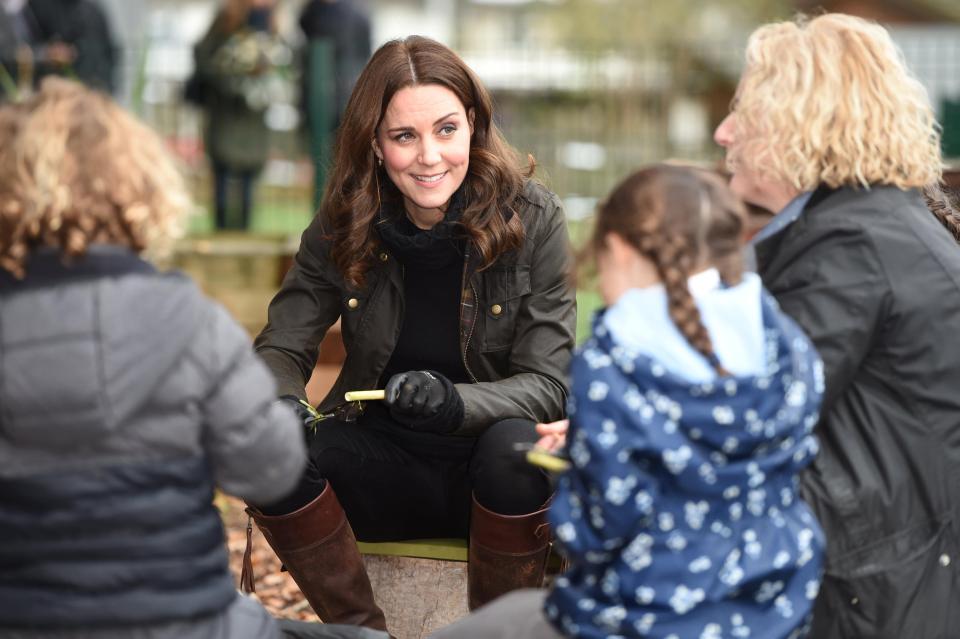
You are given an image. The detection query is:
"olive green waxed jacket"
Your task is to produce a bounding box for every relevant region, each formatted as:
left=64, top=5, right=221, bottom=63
left=254, top=180, right=576, bottom=436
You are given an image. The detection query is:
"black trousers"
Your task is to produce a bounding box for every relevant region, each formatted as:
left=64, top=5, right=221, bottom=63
left=212, top=161, right=256, bottom=230
left=259, top=411, right=551, bottom=541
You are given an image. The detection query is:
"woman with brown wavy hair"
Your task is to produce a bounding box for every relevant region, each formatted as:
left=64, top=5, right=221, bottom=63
left=248, top=35, right=576, bottom=632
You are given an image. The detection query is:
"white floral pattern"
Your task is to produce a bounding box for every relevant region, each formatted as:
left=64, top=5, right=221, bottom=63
left=670, top=585, right=706, bottom=615
left=546, top=290, right=825, bottom=639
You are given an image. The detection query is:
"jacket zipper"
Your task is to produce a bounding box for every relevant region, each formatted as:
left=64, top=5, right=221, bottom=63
left=460, top=248, right=479, bottom=383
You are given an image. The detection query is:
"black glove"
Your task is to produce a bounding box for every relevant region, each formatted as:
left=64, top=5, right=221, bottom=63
left=384, top=370, right=464, bottom=433
left=278, top=395, right=318, bottom=425
left=278, top=395, right=322, bottom=441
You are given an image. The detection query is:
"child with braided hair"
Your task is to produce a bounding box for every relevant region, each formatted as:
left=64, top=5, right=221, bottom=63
left=431, top=164, right=825, bottom=639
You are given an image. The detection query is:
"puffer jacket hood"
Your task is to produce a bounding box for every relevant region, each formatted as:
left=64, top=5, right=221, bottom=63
left=0, top=246, right=204, bottom=450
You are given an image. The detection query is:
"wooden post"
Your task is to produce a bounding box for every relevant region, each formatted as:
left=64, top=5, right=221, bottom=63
left=363, top=555, right=469, bottom=638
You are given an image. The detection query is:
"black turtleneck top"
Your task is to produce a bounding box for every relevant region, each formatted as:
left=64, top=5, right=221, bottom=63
left=375, top=204, right=471, bottom=388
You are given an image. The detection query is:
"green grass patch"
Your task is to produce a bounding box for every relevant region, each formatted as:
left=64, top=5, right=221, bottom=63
left=188, top=199, right=314, bottom=236
left=576, top=289, right=603, bottom=343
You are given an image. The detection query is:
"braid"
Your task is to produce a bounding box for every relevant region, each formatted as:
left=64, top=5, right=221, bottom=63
left=594, top=164, right=748, bottom=378
left=651, top=234, right=727, bottom=375
left=924, top=185, right=960, bottom=244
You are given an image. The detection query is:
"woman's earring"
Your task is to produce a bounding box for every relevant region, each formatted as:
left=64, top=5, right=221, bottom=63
left=377, top=156, right=383, bottom=167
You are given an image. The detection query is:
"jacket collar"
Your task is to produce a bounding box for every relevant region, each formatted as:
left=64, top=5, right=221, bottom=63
left=754, top=183, right=838, bottom=274
left=0, top=245, right=155, bottom=292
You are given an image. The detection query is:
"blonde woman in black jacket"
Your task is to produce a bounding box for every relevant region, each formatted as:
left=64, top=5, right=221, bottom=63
left=715, top=13, right=960, bottom=639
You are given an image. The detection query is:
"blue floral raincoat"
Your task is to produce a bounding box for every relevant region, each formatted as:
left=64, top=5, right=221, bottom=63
left=545, top=289, right=825, bottom=639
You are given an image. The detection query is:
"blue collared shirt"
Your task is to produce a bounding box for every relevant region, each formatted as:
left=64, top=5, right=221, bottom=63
left=752, top=190, right=814, bottom=244
left=745, top=191, right=813, bottom=271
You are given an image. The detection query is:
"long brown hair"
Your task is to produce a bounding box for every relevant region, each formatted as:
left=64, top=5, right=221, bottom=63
left=0, top=78, right=189, bottom=278
left=323, top=35, right=532, bottom=289
left=591, top=164, right=746, bottom=373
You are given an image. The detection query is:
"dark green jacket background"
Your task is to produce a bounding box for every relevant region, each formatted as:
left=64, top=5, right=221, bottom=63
left=255, top=180, right=577, bottom=436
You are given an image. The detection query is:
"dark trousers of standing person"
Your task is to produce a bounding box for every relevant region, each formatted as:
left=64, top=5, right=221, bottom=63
left=213, top=161, right=256, bottom=230
left=246, top=415, right=554, bottom=633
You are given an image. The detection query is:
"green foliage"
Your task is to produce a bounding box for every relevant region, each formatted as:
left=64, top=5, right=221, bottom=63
left=187, top=192, right=313, bottom=235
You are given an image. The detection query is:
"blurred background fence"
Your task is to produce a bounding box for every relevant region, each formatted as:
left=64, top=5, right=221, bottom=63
left=106, top=0, right=960, bottom=239
left=140, top=43, right=745, bottom=236
left=8, top=0, right=958, bottom=336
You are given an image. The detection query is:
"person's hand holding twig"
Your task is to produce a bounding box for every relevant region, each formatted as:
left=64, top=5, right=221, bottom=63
left=535, top=419, right=568, bottom=453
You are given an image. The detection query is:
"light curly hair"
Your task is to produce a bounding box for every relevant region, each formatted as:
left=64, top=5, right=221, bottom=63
left=728, top=13, right=942, bottom=191
left=0, top=78, right=190, bottom=278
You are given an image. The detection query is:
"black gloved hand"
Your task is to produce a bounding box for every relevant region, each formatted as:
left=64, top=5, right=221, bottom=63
left=384, top=370, right=464, bottom=433
left=279, top=395, right=318, bottom=425
left=278, top=395, right=321, bottom=441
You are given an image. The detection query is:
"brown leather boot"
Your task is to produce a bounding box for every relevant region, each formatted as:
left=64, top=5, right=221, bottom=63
left=467, top=494, right=552, bottom=611
left=246, top=483, right=389, bottom=633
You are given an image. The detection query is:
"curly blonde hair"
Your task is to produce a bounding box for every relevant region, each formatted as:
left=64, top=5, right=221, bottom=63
left=0, top=78, right=190, bottom=278
left=729, top=13, right=942, bottom=191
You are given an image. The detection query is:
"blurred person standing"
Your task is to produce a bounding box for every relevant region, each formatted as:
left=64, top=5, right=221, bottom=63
left=0, top=0, right=72, bottom=98
left=1, top=0, right=33, bottom=44
left=298, top=0, right=372, bottom=208
left=714, top=13, right=960, bottom=638
left=193, top=0, right=288, bottom=230
left=0, top=0, right=36, bottom=96
left=26, top=0, right=117, bottom=93
left=0, top=2, right=24, bottom=96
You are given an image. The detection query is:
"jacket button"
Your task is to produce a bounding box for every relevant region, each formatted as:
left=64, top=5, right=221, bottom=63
left=347, top=298, right=359, bottom=309
left=491, top=304, right=503, bottom=316
left=379, top=252, right=389, bottom=261
left=850, top=597, right=859, bottom=606
left=940, top=553, right=951, bottom=567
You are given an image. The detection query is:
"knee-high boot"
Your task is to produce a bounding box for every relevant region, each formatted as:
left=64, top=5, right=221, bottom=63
left=246, top=483, right=389, bottom=633
left=467, top=494, right=552, bottom=611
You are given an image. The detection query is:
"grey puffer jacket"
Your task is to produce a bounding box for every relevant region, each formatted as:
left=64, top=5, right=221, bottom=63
left=0, top=246, right=306, bottom=638
left=255, top=180, right=576, bottom=436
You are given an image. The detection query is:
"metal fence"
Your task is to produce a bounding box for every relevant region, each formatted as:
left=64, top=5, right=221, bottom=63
left=120, top=31, right=960, bottom=237
left=124, top=41, right=741, bottom=236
